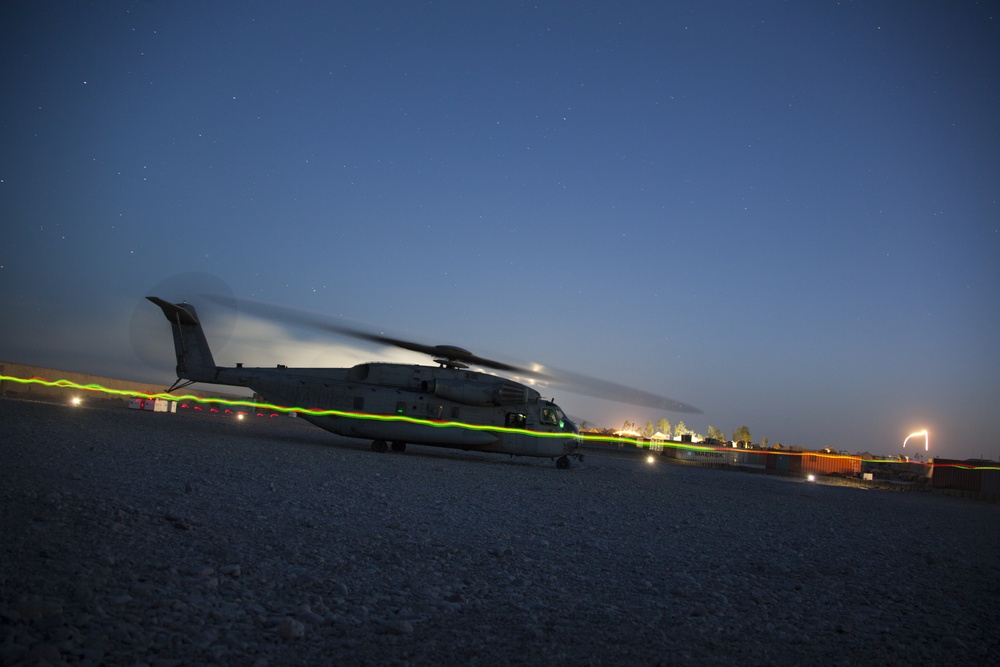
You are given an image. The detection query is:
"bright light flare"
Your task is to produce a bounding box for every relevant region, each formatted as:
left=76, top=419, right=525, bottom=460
left=646, top=454, right=656, bottom=464
left=806, top=474, right=816, bottom=482
left=903, top=429, right=929, bottom=451
left=70, top=396, right=81, bottom=406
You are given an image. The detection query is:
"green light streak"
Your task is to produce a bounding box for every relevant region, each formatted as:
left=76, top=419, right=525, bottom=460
left=4, top=374, right=998, bottom=471
left=0, top=374, right=570, bottom=439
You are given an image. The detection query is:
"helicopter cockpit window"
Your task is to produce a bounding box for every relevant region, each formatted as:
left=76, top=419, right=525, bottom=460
left=540, top=406, right=572, bottom=430
left=505, top=412, right=527, bottom=429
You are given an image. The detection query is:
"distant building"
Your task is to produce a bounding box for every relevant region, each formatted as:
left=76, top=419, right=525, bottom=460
left=928, top=458, right=1000, bottom=498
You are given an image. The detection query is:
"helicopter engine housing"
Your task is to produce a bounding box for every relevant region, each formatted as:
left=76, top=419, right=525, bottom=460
left=427, top=378, right=531, bottom=406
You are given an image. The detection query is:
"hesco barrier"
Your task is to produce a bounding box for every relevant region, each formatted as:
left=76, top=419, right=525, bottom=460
left=583, top=439, right=997, bottom=500
left=929, top=457, right=1000, bottom=498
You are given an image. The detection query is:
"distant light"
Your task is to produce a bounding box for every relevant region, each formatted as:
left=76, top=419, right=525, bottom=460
left=70, top=396, right=81, bottom=406
left=807, top=474, right=816, bottom=482
left=903, top=429, right=929, bottom=451
left=646, top=455, right=655, bottom=464
left=237, top=412, right=245, bottom=421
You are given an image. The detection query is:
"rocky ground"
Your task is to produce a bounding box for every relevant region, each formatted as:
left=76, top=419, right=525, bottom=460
left=1, top=397, right=998, bottom=666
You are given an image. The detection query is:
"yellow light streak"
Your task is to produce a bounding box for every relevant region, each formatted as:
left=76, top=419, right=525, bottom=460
left=6, top=375, right=999, bottom=471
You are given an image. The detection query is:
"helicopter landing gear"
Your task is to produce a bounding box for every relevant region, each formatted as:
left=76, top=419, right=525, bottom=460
left=371, top=439, right=388, bottom=453
left=555, top=451, right=584, bottom=469
left=391, top=441, right=406, bottom=453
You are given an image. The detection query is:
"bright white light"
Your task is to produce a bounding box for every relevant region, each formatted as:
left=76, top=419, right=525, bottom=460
left=237, top=413, right=245, bottom=421
left=70, top=397, right=81, bottom=406
left=807, top=474, right=816, bottom=482
left=903, top=429, right=929, bottom=451
left=646, top=455, right=655, bottom=464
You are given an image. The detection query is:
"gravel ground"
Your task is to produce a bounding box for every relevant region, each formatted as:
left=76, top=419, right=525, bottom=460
left=1, top=397, right=998, bottom=666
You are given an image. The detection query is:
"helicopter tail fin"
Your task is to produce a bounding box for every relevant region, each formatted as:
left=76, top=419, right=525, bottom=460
left=146, top=296, right=219, bottom=383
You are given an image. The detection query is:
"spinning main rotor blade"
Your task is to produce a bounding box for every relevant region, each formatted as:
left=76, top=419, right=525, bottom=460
left=206, top=295, right=530, bottom=373
left=207, top=295, right=700, bottom=414
left=530, top=368, right=701, bottom=414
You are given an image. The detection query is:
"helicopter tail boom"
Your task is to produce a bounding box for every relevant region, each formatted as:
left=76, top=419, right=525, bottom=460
left=147, top=296, right=220, bottom=383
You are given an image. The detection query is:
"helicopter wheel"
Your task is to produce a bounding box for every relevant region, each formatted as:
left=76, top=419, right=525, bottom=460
left=556, top=456, right=571, bottom=470
left=371, top=440, right=388, bottom=453
left=391, top=441, right=406, bottom=453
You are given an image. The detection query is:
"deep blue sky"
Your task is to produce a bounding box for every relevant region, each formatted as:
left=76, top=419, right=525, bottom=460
left=2, top=2, right=998, bottom=459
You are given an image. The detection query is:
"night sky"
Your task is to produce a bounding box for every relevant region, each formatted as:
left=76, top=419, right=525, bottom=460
left=2, top=2, right=998, bottom=460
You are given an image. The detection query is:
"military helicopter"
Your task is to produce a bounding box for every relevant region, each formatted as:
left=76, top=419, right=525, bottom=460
left=147, top=296, right=699, bottom=468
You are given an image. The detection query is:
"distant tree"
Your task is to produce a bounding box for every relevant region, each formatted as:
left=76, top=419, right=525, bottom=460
left=621, top=420, right=636, bottom=433
left=643, top=421, right=654, bottom=437
left=732, top=425, right=751, bottom=444
left=707, top=425, right=725, bottom=442
left=760, top=436, right=769, bottom=449
left=674, top=421, right=689, bottom=438
left=656, top=418, right=671, bottom=437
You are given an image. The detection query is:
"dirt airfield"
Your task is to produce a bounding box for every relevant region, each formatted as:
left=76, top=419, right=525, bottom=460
left=2, top=397, right=998, bottom=666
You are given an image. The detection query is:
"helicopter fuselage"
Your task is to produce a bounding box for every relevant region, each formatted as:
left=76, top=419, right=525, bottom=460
left=148, top=296, right=581, bottom=464
left=224, top=362, right=580, bottom=458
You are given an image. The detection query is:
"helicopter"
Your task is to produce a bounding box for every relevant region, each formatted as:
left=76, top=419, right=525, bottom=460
left=147, top=296, right=699, bottom=469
